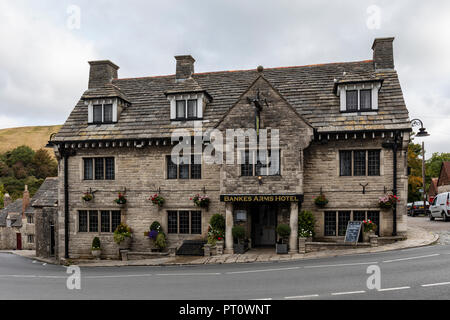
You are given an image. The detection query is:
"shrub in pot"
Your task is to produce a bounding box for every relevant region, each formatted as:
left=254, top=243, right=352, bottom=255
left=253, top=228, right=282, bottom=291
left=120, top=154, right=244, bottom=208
left=207, top=214, right=225, bottom=246
left=298, top=210, right=315, bottom=241
left=232, top=225, right=247, bottom=254
left=276, top=224, right=291, bottom=254
left=362, top=219, right=377, bottom=242
left=91, top=237, right=101, bottom=259
left=113, top=222, right=132, bottom=249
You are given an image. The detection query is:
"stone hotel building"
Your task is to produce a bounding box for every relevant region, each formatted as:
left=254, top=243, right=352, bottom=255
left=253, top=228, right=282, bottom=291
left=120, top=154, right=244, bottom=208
left=49, top=37, right=411, bottom=260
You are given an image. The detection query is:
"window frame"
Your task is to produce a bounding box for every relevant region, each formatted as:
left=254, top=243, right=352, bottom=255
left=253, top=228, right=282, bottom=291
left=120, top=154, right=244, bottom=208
left=174, top=98, right=201, bottom=120
left=166, top=155, right=202, bottom=180
left=91, top=103, right=115, bottom=124
left=78, top=210, right=121, bottom=233
left=339, top=150, right=381, bottom=177
left=167, top=210, right=202, bottom=235
left=324, top=210, right=380, bottom=237
left=83, top=157, right=115, bottom=181
left=240, top=149, right=281, bottom=177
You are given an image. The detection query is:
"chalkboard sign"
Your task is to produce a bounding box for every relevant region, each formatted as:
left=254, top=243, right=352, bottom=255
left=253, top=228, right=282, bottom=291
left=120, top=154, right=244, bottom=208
left=344, top=221, right=362, bottom=243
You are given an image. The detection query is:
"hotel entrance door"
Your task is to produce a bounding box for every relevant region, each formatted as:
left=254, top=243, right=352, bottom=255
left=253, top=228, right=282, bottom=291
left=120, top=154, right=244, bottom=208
left=251, top=204, right=277, bottom=246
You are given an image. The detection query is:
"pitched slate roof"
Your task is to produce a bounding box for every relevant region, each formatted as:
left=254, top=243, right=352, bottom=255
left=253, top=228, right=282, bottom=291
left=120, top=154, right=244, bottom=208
left=438, top=162, right=450, bottom=187
left=30, top=177, right=58, bottom=208
left=53, top=59, right=410, bottom=142
left=0, top=199, right=23, bottom=227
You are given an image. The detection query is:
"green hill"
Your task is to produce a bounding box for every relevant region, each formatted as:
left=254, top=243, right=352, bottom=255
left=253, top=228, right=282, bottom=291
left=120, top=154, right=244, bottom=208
left=0, top=125, right=62, bottom=155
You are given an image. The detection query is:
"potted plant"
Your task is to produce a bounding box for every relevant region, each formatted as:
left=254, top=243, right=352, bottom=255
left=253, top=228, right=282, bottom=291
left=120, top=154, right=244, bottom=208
left=114, top=192, right=127, bottom=205
left=363, top=220, right=377, bottom=242
left=232, top=225, right=247, bottom=254
left=91, top=237, right=101, bottom=259
left=298, top=210, right=315, bottom=242
left=150, top=194, right=165, bottom=207
left=147, top=221, right=165, bottom=251
left=191, top=194, right=210, bottom=209
left=207, top=214, right=225, bottom=246
left=82, top=192, right=93, bottom=202
left=113, top=222, right=132, bottom=249
left=276, top=224, right=291, bottom=254
left=155, top=232, right=167, bottom=251
left=378, top=194, right=399, bottom=210
left=314, top=194, right=328, bottom=207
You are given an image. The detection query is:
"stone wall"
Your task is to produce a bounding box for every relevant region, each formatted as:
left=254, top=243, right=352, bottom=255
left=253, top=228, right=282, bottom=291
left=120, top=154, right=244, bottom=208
left=302, top=133, right=409, bottom=237
left=57, top=145, right=223, bottom=260
left=0, top=227, right=18, bottom=249
left=35, top=207, right=58, bottom=259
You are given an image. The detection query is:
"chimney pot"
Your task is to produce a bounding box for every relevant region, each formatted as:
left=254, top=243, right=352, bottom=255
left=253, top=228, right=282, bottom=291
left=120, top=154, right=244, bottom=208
left=175, top=55, right=195, bottom=81
left=22, top=185, right=30, bottom=218
left=3, top=193, right=11, bottom=208
left=88, top=60, right=119, bottom=89
left=372, top=37, right=395, bottom=70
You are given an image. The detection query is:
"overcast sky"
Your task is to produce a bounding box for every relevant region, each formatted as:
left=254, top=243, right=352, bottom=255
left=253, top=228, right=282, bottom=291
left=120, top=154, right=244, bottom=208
left=0, top=0, right=449, bottom=157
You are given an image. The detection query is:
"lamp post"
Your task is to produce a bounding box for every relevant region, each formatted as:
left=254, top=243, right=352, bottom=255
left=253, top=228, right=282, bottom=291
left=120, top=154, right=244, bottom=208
left=410, top=119, right=430, bottom=214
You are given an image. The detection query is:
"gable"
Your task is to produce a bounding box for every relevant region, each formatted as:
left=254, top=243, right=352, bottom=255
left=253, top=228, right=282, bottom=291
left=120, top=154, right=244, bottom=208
left=216, top=75, right=314, bottom=148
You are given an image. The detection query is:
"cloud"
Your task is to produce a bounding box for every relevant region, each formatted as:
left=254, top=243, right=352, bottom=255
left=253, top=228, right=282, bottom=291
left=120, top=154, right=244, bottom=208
left=0, top=0, right=448, bottom=156
left=0, top=1, right=97, bottom=125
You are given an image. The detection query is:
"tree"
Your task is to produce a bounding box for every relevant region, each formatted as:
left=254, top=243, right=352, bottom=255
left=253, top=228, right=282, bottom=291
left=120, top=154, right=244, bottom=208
left=0, top=184, right=5, bottom=209
left=408, top=142, right=423, bottom=202
left=5, top=145, right=35, bottom=167
left=32, top=149, right=57, bottom=179
left=426, top=152, right=450, bottom=184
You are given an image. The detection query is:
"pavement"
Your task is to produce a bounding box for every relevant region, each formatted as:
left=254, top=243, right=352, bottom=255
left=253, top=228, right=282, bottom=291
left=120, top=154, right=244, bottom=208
left=6, top=220, right=439, bottom=267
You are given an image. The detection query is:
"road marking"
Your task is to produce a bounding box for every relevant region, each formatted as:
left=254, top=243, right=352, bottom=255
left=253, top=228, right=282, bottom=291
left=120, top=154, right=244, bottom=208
left=85, top=274, right=153, bottom=279
left=304, top=262, right=378, bottom=269
left=226, top=267, right=300, bottom=274
left=382, top=253, right=439, bottom=263
left=251, top=298, right=273, bottom=300
left=377, top=286, right=410, bottom=292
left=331, top=290, right=366, bottom=296
left=155, top=272, right=221, bottom=276
left=285, top=294, right=319, bottom=299
left=0, top=275, right=66, bottom=279
left=421, top=282, right=450, bottom=287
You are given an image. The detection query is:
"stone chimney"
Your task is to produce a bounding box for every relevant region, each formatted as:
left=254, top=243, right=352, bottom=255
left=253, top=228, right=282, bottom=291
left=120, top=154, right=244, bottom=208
left=3, top=193, right=11, bottom=208
left=22, top=185, right=30, bottom=218
left=372, top=37, right=395, bottom=70
left=175, top=55, right=195, bottom=81
left=88, top=60, right=119, bottom=89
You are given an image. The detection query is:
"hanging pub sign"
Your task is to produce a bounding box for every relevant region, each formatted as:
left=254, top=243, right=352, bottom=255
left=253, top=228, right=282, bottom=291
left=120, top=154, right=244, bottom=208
left=220, top=194, right=303, bottom=203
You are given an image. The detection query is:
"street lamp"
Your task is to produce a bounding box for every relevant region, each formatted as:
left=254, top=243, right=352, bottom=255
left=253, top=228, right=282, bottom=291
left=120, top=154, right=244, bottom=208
left=410, top=119, right=430, bottom=214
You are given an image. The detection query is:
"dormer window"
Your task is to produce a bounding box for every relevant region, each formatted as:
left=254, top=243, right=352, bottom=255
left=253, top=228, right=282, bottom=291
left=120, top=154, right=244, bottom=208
left=176, top=99, right=198, bottom=119
left=86, top=98, right=128, bottom=124
left=168, top=93, right=211, bottom=121
left=336, top=81, right=382, bottom=113
left=93, top=103, right=113, bottom=123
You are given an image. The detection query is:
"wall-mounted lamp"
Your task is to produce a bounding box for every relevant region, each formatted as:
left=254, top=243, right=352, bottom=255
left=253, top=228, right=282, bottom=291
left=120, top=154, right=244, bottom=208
left=258, top=176, right=263, bottom=185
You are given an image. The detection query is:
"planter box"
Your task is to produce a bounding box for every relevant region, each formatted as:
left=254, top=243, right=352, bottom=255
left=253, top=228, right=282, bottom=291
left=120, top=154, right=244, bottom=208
left=91, top=249, right=101, bottom=260
left=118, top=237, right=132, bottom=250
left=276, top=243, right=288, bottom=254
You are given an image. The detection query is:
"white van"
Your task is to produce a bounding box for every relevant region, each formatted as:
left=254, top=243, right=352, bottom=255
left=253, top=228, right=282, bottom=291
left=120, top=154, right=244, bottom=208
left=429, top=192, right=450, bottom=221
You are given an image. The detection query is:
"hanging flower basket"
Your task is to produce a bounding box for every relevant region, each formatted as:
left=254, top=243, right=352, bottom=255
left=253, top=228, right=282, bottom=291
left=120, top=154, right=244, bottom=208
left=314, top=194, right=328, bottom=207
left=191, top=194, right=210, bottom=208
left=149, top=194, right=165, bottom=207
left=82, top=192, right=93, bottom=202
left=114, top=192, right=127, bottom=205
left=378, top=194, right=398, bottom=210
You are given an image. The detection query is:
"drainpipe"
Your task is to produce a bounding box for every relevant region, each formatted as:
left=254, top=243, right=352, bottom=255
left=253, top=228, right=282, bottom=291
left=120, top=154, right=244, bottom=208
left=382, top=131, right=400, bottom=236
left=64, top=150, right=69, bottom=258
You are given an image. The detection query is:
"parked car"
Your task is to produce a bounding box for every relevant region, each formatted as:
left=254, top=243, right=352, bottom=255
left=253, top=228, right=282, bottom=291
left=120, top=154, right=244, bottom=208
left=407, top=203, right=413, bottom=215
left=410, top=201, right=430, bottom=217
left=429, top=192, right=450, bottom=221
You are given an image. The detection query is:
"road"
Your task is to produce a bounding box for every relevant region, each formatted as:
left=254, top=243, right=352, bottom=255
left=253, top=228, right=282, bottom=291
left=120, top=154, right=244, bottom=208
left=1, top=241, right=450, bottom=300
